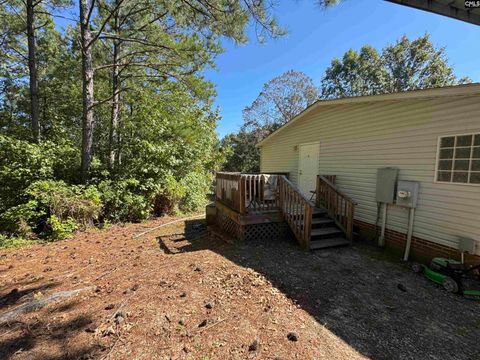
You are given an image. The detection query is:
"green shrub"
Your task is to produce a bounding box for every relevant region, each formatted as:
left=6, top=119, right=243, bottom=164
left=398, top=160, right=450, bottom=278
left=98, top=179, right=152, bottom=222
left=0, top=234, right=36, bottom=249
left=179, top=172, right=211, bottom=213
left=0, top=135, right=78, bottom=214
left=153, top=175, right=185, bottom=216
left=0, top=180, right=102, bottom=238
left=0, top=200, right=42, bottom=236
left=0, top=135, right=55, bottom=213
left=96, top=172, right=211, bottom=222
left=27, top=180, right=102, bottom=227
left=47, top=215, right=78, bottom=240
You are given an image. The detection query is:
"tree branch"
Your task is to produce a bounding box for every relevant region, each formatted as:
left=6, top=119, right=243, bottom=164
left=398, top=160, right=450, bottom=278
left=179, top=0, right=215, bottom=20
left=98, top=34, right=176, bottom=52
left=86, top=0, right=95, bottom=24
left=91, top=87, right=131, bottom=108
left=9, top=45, right=28, bottom=61
left=33, top=19, right=49, bottom=31
left=130, top=11, right=169, bottom=33
left=87, top=0, right=126, bottom=48
left=118, top=2, right=147, bottom=28
left=94, top=60, right=181, bottom=72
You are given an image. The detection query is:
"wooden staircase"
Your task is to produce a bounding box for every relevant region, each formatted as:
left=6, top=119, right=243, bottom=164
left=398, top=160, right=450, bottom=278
left=309, top=207, right=350, bottom=250
left=279, top=175, right=356, bottom=251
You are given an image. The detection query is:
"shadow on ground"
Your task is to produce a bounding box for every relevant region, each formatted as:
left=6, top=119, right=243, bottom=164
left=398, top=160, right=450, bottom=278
left=0, top=282, right=59, bottom=309
left=157, top=219, right=480, bottom=360
left=0, top=285, right=105, bottom=360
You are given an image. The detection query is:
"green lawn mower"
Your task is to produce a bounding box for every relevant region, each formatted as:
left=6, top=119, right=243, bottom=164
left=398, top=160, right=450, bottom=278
left=412, top=237, right=480, bottom=298
left=412, top=258, right=480, bottom=298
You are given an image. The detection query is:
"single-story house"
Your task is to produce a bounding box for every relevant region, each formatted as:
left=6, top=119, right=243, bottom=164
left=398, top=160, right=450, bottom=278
left=256, top=84, right=480, bottom=262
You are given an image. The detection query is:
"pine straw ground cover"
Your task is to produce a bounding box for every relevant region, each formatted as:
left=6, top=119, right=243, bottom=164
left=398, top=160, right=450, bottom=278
left=0, top=215, right=479, bottom=360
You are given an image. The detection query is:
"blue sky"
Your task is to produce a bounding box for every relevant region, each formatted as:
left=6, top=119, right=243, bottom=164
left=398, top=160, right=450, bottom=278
left=208, top=0, right=480, bottom=137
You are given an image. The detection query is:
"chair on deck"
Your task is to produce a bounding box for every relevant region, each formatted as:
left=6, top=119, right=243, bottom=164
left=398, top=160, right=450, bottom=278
left=245, top=175, right=278, bottom=211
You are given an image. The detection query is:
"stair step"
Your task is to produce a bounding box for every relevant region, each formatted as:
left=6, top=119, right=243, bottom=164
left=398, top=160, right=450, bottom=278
left=309, top=237, right=350, bottom=250
left=310, top=227, right=343, bottom=237
left=312, top=208, right=328, bottom=219
left=286, top=208, right=326, bottom=218
left=294, top=218, right=334, bottom=228
left=312, top=218, right=334, bottom=226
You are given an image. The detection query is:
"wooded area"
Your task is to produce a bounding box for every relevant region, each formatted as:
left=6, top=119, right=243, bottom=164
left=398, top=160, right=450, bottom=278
left=0, top=0, right=284, bottom=245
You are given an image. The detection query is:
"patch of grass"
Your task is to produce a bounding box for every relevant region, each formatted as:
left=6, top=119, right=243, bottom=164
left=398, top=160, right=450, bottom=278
left=0, top=234, right=37, bottom=249
left=91, top=220, right=112, bottom=233
left=355, top=242, right=409, bottom=270
left=456, top=325, right=473, bottom=337
left=312, top=264, right=323, bottom=272
left=354, top=231, right=401, bottom=264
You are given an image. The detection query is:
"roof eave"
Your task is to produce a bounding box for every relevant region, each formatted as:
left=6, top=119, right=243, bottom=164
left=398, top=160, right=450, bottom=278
left=256, top=83, right=480, bottom=148
left=386, top=0, right=480, bottom=26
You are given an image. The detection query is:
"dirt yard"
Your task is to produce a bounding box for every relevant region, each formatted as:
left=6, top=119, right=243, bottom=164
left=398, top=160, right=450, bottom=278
left=1, top=215, right=479, bottom=360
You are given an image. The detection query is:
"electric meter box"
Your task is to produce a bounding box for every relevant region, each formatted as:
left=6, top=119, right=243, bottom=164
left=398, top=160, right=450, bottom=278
left=459, top=237, right=476, bottom=254
left=396, top=180, right=420, bottom=208
left=375, top=167, right=398, bottom=204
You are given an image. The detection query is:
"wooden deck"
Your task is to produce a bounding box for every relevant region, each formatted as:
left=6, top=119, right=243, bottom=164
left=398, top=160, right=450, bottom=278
left=214, top=172, right=356, bottom=250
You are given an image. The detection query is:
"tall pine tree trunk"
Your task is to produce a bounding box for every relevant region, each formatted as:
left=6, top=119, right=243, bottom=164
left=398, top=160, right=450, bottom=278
left=26, top=0, right=40, bottom=143
left=109, top=7, right=120, bottom=170
left=109, top=43, right=120, bottom=169
left=80, top=0, right=95, bottom=182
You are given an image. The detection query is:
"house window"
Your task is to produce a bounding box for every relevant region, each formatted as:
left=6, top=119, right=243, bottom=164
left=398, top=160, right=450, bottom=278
left=436, top=133, right=480, bottom=185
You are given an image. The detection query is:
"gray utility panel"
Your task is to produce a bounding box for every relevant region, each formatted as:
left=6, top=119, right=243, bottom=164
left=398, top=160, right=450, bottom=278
left=376, top=167, right=399, bottom=204
left=396, top=180, right=420, bottom=208
left=459, top=237, right=476, bottom=254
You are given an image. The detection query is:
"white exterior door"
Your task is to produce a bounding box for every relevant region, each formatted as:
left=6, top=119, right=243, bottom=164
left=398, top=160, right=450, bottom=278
left=298, top=143, right=319, bottom=197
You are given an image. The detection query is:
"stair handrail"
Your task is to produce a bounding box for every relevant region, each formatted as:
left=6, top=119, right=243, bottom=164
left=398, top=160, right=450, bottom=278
left=278, top=176, right=314, bottom=249
left=316, top=175, right=356, bottom=241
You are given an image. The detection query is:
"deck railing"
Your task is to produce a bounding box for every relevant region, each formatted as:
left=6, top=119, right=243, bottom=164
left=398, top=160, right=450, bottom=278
left=316, top=175, right=356, bottom=241
left=242, top=174, right=281, bottom=214
left=215, top=172, right=287, bottom=215
left=215, top=172, right=242, bottom=213
left=278, top=176, right=314, bottom=249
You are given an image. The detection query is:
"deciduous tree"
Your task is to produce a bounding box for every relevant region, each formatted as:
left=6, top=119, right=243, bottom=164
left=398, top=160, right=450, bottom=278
left=243, top=70, right=319, bottom=129
left=321, top=34, right=470, bottom=99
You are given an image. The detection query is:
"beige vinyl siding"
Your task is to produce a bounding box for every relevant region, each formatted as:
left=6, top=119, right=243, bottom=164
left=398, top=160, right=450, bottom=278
left=260, top=95, right=480, bottom=254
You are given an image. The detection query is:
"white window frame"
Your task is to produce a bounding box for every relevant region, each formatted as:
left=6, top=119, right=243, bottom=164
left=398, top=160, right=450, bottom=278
left=434, top=132, right=480, bottom=186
